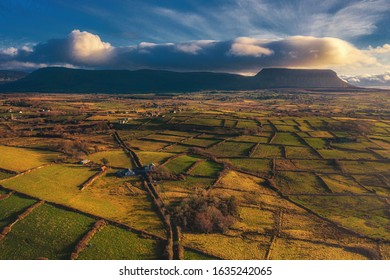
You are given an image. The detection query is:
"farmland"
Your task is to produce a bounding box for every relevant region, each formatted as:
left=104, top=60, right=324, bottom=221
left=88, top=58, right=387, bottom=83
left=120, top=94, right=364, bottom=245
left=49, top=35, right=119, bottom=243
left=0, top=89, right=389, bottom=260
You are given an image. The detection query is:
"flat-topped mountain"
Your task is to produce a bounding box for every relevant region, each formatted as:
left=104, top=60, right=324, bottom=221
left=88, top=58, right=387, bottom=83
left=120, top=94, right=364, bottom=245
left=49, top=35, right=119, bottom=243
left=0, top=67, right=352, bottom=93
left=255, top=68, right=350, bottom=88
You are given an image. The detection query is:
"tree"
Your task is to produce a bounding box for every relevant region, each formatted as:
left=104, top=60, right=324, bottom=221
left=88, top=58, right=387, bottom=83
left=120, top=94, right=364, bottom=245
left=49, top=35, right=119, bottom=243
left=101, top=157, right=110, bottom=166
left=173, top=193, right=239, bottom=233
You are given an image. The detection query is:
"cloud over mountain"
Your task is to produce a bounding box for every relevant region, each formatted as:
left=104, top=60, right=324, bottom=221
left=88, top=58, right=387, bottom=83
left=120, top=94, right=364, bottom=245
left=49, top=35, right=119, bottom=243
left=0, top=30, right=379, bottom=73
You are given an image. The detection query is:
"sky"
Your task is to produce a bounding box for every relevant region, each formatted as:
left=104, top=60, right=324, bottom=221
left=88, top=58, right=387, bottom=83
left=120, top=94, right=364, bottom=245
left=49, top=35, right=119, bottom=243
left=1, top=0, right=390, bottom=86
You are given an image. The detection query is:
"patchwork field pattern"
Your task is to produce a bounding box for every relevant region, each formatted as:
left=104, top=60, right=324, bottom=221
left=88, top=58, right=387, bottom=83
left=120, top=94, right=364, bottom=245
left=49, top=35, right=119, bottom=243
left=0, top=91, right=389, bottom=260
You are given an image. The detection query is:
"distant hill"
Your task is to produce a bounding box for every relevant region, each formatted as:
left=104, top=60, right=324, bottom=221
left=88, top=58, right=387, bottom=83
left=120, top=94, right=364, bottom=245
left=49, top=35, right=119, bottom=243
left=254, top=68, right=350, bottom=88
left=0, top=67, right=352, bottom=93
left=0, top=70, right=28, bottom=84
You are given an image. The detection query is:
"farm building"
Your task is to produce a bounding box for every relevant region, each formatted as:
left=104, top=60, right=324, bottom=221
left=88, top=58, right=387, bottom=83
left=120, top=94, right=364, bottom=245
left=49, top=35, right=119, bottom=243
left=80, top=159, right=91, bottom=165
left=116, top=168, right=136, bottom=177
left=116, top=163, right=157, bottom=177
left=144, top=163, right=157, bottom=173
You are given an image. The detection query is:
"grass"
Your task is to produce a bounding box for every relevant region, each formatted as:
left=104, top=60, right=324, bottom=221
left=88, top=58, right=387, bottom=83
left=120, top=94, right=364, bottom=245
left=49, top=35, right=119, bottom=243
left=189, top=161, right=222, bottom=177
left=339, top=160, right=390, bottom=174
left=78, top=225, right=162, bottom=260
left=183, top=233, right=270, bottom=260
left=210, top=170, right=272, bottom=205
left=88, top=150, right=134, bottom=168
left=0, top=194, right=37, bottom=228
left=233, top=207, right=275, bottom=234
left=157, top=176, right=215, bottom=204
left=0, top=145, right=59, bottom=172
left=2, top=166, right=165, bottom=236
left=186, top=118, right=223, bottom=127
left=251, top=144, right=283, bottom=158
left=319, top=174, right=367, bottom=194
left=308, top=131, right=334, bottom=138
left=0, top=204, right=95, bottom=260
left=163, top=144, right=192, bottom=153
left=304, top=138, right=329, bottom=149
left=270, top=238, right=368, bottom=260
left=137, top=151, right=174, bottom=165
left=2, top=164, right=97, bottom=197
left=125, top=139, right=168, bottom=151
left=285, top=146, right=319, bottom=159
left=330, top=138, right=380, bottom=151
left=228, top=158, right=271, bottom=175
left=160, top=130, right=199, bottom=137
left=276, top=125, right=299, bottom=132
left=184, top=249, right=219, bottom=260
left=165, top=155, right=200, bottom=174
left=208, top=141, right=254, bottom=157
left=230, top=135, right=268, bottom=143
left=142, top=134, right=186, bottom=143
left=182, top=138, right=220, bottom=147
left=352, top=175, right=390, bottom=196
left=271, top=132, right=305, bottom=146
left=291, top=195, right=390, bottom=239
left=275, top=171, right=328, bottom=194
left=288, top=159, right=339, bottom=173
left=318, top=149, right=378, bottom=160
left=0, top=171, right=14, bottom=180
left=236, top=120, right=258, bottom=129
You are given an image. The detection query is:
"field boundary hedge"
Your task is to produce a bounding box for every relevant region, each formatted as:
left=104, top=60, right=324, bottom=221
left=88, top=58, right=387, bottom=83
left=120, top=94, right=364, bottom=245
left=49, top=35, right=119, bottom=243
left=70, top=219, right=107, bottom=260
left=0, top=200, right=45, bottom=241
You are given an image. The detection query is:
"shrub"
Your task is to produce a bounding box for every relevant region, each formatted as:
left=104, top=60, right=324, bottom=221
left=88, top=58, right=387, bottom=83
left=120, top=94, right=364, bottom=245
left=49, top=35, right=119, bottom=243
left=173, top=193, right=239, bottom=233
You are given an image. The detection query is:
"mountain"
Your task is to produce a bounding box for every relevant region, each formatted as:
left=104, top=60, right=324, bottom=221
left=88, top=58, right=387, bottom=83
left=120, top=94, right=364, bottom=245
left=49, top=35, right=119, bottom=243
left=254, top=68, right=350, bottom=88
left=0, top=67, right=352, bottom=93
left=0, top=70, right=28, bottom=84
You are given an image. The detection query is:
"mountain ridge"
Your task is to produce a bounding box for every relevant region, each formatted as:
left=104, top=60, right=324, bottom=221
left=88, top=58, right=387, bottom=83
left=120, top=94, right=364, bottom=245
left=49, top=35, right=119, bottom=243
left=0, top=67, right=352, bottom=93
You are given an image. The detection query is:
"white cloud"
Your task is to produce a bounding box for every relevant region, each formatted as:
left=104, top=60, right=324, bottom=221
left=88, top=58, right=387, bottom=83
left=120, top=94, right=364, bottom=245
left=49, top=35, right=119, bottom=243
left=367, top=44, right=390, bottom=54
left=230, top=37, right=273, bottom=57
left=274, top=36, right=376, bottom=66
left=0, top=47, right=18, bottom=56
left=0, top=30, right=383, bottom=75
left=68, top=30, right=113, bottom=62
left=175, top=40, right=216, bottom=54
left=342, top=71, right=390, bottom=86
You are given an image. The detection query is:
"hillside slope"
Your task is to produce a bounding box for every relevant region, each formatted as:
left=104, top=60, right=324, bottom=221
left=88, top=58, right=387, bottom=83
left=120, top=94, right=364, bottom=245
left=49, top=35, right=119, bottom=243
left=0, top=67, right=352, bottom=93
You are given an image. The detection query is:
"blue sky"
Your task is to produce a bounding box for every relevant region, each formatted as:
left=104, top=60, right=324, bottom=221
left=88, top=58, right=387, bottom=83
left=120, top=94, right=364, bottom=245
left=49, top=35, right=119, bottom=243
left=1, top=0, right=390, bottom=84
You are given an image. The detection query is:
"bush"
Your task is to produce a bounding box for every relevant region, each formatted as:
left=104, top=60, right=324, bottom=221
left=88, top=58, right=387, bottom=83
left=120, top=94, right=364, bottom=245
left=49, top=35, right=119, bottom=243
left=150, top=165, right=185, bottom=181
left=173, top=193, right=239, bottom=233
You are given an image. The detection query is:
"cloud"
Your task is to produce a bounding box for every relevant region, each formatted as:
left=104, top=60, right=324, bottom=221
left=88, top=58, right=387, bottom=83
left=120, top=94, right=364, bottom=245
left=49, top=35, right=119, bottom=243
left=175, top=40, right=216, bottom=54
left=342, top=71, right=390, bottom=87
left=68, top=30, right=112, bottom=62
left=229, top=37, right=273, bottom=57
left=0, top=30, right=380, bottom=74
left=0, top=47, right=18, bottom=56
left=367, top=44, right=390, bottom=54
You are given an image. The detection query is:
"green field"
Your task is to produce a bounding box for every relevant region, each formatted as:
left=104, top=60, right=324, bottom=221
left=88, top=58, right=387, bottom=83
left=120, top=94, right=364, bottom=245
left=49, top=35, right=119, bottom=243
left=251, top=144, right=283, bottom=158
left=0, top=145, right=59, bottom=172
left=182, top=137, right=220, bottom=147
left=88, top=150, right=134, bottom=168
left=165, top=155, right=200, bottom=174
left=208, top=141, right=254, bottom=157
left=0, top=204, right=95, bottom=259
left=0, top=194, right=37, bottom=228
left=228, top=158, right=271, bottom=175
left=78, top=225, right=162, bottom=260
left=137, top=151, right=174, bottom=165
left=189, top=161, right=222, bottom=177
left=1, top=92, right=389, bottom=260
left=275, top=171, right=328, bottom=194
left=272, top=132, right=304, bottom=146
left=2, top=166, right=164, bottom=235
